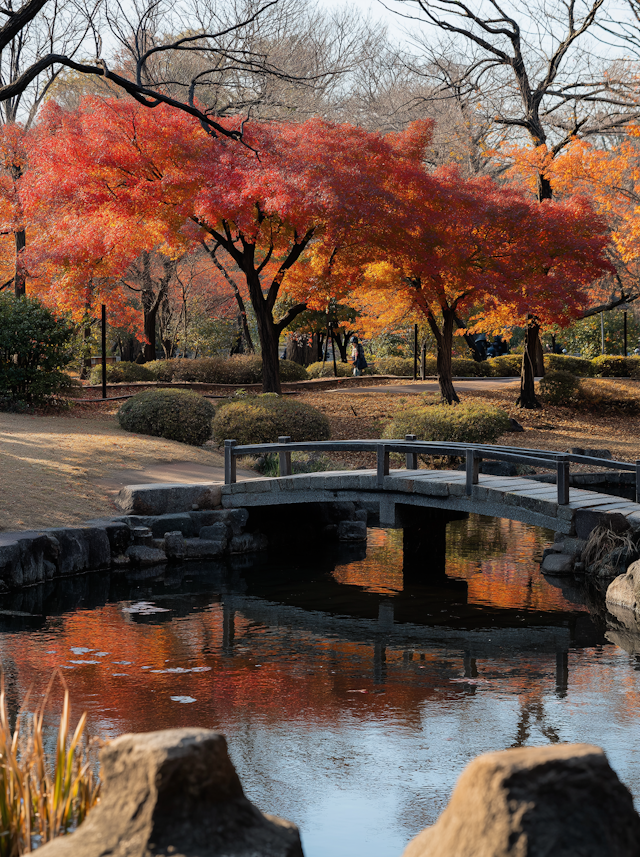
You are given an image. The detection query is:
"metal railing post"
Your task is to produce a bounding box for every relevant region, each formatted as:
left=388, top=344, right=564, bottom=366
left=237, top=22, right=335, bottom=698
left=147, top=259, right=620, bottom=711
left=224, top=439, right=237, bottom=485
left=377, top=444, right=390, bottom=488
left=278, top=436, right=292, bottom=477
left=636, top=460, right=640, bottom=504
left=405, top=434, right=418, bottom=470
left=557, top=454, right=570, bottom=505
left=466, top=449, right=479, bottom=495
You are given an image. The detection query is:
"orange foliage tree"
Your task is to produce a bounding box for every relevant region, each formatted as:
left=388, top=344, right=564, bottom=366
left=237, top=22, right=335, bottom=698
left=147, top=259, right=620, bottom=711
left=25, top=100, right=435, bottom=392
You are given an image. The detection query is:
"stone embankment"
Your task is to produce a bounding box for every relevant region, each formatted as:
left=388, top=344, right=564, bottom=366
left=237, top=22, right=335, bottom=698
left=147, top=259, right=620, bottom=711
left=34, top=728, right=640, bottom=857
left=0, top=481, right=368, bottom=591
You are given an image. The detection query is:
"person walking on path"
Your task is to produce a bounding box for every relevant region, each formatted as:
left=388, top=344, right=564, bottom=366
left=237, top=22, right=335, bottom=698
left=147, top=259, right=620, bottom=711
left=350, top=336, right=367, bottom=376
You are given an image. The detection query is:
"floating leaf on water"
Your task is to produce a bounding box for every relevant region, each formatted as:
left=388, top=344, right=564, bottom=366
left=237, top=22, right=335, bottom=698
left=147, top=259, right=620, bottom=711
left=122, top=601, right=171, bottom=614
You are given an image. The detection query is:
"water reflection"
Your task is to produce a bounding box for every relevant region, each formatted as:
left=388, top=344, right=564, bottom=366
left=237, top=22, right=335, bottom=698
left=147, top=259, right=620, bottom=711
left=0, top=514, right=639, bottom=857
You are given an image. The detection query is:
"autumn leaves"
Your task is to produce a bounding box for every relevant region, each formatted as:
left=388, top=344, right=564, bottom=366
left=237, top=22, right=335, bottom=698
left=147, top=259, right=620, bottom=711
left=0, top=99, right=613, bottom=399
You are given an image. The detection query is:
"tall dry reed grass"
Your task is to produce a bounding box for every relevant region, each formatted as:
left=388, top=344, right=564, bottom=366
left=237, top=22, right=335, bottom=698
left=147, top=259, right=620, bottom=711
left=0, top=673, right=100, bottom=856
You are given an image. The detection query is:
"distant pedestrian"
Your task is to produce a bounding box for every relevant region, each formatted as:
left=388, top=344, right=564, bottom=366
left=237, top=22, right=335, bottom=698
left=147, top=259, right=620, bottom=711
left=350, top=336, right=367, bottom=376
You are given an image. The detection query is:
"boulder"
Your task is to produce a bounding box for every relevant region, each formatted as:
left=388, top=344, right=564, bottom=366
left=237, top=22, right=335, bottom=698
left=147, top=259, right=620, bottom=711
left=199, top=523, right=229, bottom=544
left=164, top=531, right=186, bottom=560
left=185, top=539, right=226, bottom=558
left=402, top=744, right=640, bottom=857
left=606, top=559, right=640, bottom=613
left=125, top=545, right=167, bottom=567
left=116, top=483, right=222, bottom=516
left=35, top=728, right=303, bottom=857
left=337, top=520, right=367, bottom=541
left=229, top=532, right=268, bottom=553
left=541, top=553, right=575, bottom=575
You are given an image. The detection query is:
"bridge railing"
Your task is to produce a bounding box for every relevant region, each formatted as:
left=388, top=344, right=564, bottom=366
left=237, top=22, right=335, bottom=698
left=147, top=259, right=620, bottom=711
left=224, top=437, right=640, bottom=506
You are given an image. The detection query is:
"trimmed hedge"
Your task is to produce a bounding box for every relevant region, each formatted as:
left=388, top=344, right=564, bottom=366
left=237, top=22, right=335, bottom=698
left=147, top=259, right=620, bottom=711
left=539, top=370, right=580, bottom=406
left=306, top=361, right=355, bottom=378
left=117, top=389, right=215, bottom=446
left=486, top=354, right=521, bottom=377
left=591, top=355, right=630, bottom=377
left=545, top=354, right=594, bottom=376
left=383, top=402, right=512, bottom=444
left=89, top=362, right=155, bottom=384
left=212, top=394, right=331, bottom=445
left=372, top=356, right=415, bottom=377
left=144, top=356, right=308, bottom=384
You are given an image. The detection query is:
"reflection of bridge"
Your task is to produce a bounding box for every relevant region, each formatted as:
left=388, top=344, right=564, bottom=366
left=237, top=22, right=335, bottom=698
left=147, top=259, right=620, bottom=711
left=222, top=443, right=640, bottom=534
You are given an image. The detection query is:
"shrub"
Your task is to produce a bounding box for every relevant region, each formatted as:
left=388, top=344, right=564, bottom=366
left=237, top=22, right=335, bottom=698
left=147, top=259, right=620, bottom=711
left=487, top=354, right=522, bottom=377
left=626, top=356, right=640, bottom=379
left=145, top=359, right=177, bottom=381
left=118, top=389, right=215, bottom=445
left=279, top=359, right=309, bottom=381
left=212, top=394, right=331, bottom=445
left=545, top=354, right=594, bottom=376
left=0, top=294, right=74, bottom=402
left=89, top=361, right=155, bottom=384
left=382, top=402, right=512, bottom=444
left=306, top=361, right=354, bottom=378
left=539, top=370, right=581, bottom=405
left=373, top=356, right=415, bottom=376
left=579, top=379, right=640, bottom=415
left=591, top=355, right=629, bottom=377
left=421, top=355, right=438, bottom=375
left=451, top=358, right=490, bottom=377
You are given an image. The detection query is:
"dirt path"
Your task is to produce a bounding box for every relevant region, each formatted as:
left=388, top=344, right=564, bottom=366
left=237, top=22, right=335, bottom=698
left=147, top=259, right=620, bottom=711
left=0, top=413, right=254, bottom=531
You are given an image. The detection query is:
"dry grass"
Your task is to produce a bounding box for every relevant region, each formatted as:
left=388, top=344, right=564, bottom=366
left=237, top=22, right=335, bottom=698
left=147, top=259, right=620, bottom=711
left=0, top=410, right=225, bottom=531
left=0, top=674, right=100, bottom=856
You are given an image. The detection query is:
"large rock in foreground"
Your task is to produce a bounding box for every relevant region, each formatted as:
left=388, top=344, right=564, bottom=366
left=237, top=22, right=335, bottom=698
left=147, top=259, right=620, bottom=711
left=403, top=744, right=640, bottom=857
left=36, top=728, right=303, bottom=857
left=606, top=559, right=640, bottom=614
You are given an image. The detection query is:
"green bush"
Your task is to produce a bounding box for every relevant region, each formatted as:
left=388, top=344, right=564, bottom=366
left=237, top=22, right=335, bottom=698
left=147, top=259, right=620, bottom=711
left=89, top=361, right=155, bottom=384
left=306, top=361, right=354, bottom=379
left=212, top=394, right=331, bottom=445
left=145, top=359, right=177, bottom=381
left=591, top=355, right=629, bottom=377
left=373, top=356, right=415, bottom=376
left=0, top=294, right=75, bottom=403
left=382, top=402, right=512, bottom=444
left=626, top=356, right=640, bottom=379
left=421, top=355, right=437, bottom=375
left=117, top=389, right=215, bottom=445
left=545, top=354, right=594, bottom=376
left=279, top=360, right=309, bottom=381
left=143, top=356, right=307, bottom=385
left=539, top=370, right=581, bottom=405
left=451, top=358, right=491, bottom=377
left=487, top=354, right=522, bottom=377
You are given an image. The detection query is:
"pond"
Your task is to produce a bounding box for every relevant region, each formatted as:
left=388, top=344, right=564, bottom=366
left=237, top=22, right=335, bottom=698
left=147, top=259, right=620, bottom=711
left=1, top=514, right=639, bottom=857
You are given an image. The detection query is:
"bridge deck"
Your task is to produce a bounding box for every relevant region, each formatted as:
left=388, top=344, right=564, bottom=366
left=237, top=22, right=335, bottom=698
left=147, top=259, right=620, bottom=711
left=221, top=469, right=640, bottom=534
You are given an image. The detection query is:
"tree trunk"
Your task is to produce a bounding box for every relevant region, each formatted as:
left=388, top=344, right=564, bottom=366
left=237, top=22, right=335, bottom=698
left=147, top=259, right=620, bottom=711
left=14, top=229, right=25, bottom=297
left=428, top=307, right=459, bottom=404
left=516, top=319, right=542, bottom=409
left=142, top=297, right=158, bottom=363
left=256, top=306, right=281, bottom=394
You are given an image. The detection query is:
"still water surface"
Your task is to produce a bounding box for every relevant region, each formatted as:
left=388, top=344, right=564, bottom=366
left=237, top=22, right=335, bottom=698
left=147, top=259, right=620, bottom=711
left=1, top=515, right=639, bottom=857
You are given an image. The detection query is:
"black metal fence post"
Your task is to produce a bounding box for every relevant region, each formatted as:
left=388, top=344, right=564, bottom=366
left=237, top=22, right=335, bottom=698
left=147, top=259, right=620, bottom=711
left=101, top=304, right=107, bottom=400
